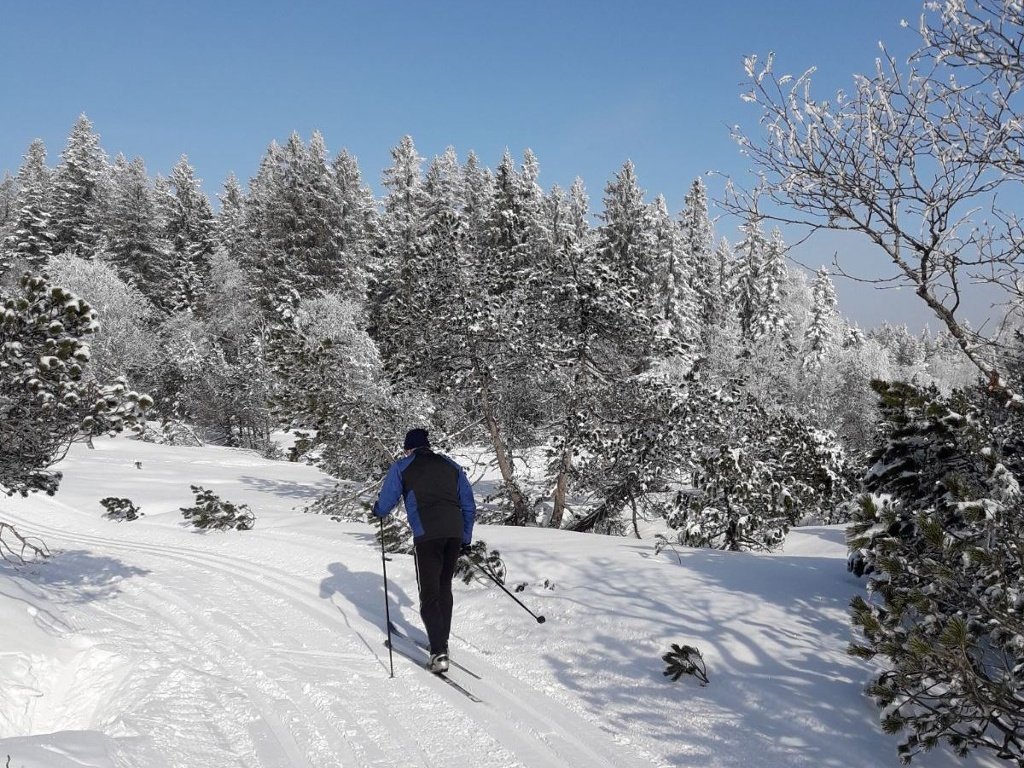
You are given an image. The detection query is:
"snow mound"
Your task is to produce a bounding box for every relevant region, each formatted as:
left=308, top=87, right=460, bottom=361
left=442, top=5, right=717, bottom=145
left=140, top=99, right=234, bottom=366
left=0, top=570, right=131, bottom=762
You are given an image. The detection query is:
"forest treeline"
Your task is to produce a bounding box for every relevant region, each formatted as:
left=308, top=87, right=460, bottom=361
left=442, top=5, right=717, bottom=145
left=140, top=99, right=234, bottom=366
left=0, top=117, right=983, bottom=546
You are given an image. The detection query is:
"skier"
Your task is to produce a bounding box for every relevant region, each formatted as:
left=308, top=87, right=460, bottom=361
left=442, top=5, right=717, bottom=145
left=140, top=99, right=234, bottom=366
left=372, top=428, right=476, bottom=673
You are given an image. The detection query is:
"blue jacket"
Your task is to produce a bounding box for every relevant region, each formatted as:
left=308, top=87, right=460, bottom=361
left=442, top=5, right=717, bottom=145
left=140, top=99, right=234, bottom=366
left=372, top=447, right=476, bottom=544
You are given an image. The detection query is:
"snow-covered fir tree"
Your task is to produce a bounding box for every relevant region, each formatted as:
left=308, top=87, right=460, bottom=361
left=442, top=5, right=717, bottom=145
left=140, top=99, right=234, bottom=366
left=330, top=148, right=379, bottom=301
left=0, top=173, right=16, bottom=236
left=650, top=194, right=695, bottom=350
left=802, top=266, right=839, bottom=369
left=369, top=135, right=430, bottom=372
left=160, top=155, right=215, bottom=313
left=215, top=173, right=249, bottom=261
left=678, top=178, right=715, bottom=348
left=103, top=154, right=169, bottom=299
left=50, top=115, right=108, bottom=259
left=2, top=139, right=54, bottom=277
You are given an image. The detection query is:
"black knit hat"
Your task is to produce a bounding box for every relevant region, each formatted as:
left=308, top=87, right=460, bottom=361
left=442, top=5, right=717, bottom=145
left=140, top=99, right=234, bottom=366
left=403, top=428, right=430, bottom=450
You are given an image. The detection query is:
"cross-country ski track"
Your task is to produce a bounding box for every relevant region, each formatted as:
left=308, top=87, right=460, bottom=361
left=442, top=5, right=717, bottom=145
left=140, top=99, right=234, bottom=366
left=4, top=494, right=658, bottom=768
left=0, top=438, right=1000, bottom=767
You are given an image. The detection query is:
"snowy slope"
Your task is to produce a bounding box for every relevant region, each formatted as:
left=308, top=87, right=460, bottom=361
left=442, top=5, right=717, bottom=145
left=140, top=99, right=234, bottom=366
left=0, top=438, right=1002, bottom=768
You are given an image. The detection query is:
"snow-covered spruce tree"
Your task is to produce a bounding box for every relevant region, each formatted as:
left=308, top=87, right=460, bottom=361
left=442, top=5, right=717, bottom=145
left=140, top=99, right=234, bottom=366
left=103, top=154, right=170, bottom=302
left=247, top=133, right=367, bottom=315
left=540, top=176, right=651, bottom=529
left=270, top=291, right=402, bottom=479
left=50, top=115, right=108, bottom=260
left=372, top=146, right=541, bottom=525
left=330, top=148, right=380, bottom=299
left=846, top=379, right=1024, bottom=763
left=215, top=173, right=249, bottom=261
left=650, top=193, right=697, bottom=350
left=802, top=267, right=838, bottom=370
left=367, top=135, right=430, bottom=367
left=0, top=173, right=16, bottom=236
left=0, top=274, right=150, bottom=561
left=2, top=139, right=54, bottom=280
left=543, top=164, right=685, bottom=531
left=664, top=387, right=850, bottom=550
left=735, top=219, right=791, bottom=347
left=159, top=155, right=215, bottom=314
left=679, top=178, right=717, bottom=348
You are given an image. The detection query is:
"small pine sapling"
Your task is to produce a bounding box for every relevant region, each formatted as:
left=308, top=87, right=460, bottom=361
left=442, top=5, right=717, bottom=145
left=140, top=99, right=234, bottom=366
left=663, top=643, right=709, bottom=686
left=372, top=509, right=414, bottom=554
left=454, top=540, right=506, bottom=585
left=100, top=496, right=142, bottom=521
left=181, top=485, right=255, bottom=531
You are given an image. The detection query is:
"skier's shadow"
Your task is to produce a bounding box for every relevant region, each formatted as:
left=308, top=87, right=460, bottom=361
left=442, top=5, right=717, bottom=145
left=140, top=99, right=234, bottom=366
left=318, top=560, right=424, bottom=645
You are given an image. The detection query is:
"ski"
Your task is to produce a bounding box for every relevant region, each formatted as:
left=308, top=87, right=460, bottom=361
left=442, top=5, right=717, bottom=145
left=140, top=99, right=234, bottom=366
left=387, top=621, right=482, bottom=680
left=385, top=639, right=483, bottom=703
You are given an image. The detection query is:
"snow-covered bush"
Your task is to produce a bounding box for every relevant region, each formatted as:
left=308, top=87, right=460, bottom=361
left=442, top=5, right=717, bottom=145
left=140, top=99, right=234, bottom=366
left=374, top=511, right=413, bottom=554
left=0, top=274, right=150, bottom=562
left=847, top=380, right=1024, bottom=763
left=181, top=485, right=255, bottom=531
left=46, top=253, right=161, bottom=385
left=454, top=540, right=506, bottom=585
left=1, top=274, right=150, bottom=497
left=100, top=496, right=141, bottom=521
left=662, top=643, right=708, bottom=686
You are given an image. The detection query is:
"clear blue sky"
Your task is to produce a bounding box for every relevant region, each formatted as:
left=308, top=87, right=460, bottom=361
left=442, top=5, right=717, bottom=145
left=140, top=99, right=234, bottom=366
left=3, top=0, right=952, bottom=328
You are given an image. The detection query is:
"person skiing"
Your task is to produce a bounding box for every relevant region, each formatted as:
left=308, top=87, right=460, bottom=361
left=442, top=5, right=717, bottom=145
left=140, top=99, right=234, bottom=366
left=372, top=428, right=476, bottom=674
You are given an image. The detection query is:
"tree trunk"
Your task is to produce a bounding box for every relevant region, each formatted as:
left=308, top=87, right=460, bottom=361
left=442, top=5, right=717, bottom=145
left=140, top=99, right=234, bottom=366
left=476, top=368, right=531, bottom=525
left=549, top=445, right=573, bottom=529
left=549, top=339, right=590, bottom=528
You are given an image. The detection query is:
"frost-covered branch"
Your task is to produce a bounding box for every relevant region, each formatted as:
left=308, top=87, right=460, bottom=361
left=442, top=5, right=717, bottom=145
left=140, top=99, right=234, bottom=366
left=727, top=3, right=1024, bottom=396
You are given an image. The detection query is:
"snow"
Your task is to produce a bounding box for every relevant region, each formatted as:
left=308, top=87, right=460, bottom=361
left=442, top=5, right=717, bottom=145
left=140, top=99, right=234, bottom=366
left=0, top=437, right=1003, bottom=767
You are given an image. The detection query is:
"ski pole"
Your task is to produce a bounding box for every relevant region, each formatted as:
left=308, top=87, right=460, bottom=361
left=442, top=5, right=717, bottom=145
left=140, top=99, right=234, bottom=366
left=469, top=559, right=546, bottom=624
left=380, top=518, right=395, bottom=678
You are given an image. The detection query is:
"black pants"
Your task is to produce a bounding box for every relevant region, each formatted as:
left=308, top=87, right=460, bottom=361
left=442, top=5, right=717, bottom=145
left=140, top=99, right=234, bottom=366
left=415, top=537, right=461, bottom=654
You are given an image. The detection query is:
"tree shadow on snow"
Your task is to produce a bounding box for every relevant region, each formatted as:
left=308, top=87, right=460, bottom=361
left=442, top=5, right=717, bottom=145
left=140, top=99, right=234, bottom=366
left=7, top=549, right=149, bottom=606
left=239, top=474, right=337, bottom=500
left=487, top=540, right=895, bottom=768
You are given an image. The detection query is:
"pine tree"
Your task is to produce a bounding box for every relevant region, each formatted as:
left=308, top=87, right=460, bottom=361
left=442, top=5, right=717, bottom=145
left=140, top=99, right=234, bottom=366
left=330, top=148, right=379, bottom=301
left=0, top=173, right=16, bottom=235
left=2, top=139, right=54, bottom=277
left=847, top=381, right=1024, bottom=764
left=0, top=274, right=151, bottom=498
left=650, top=194, right=695, bottom=348
left=215, top=173, right=249, bottom=260
left=161, top=155, right=215, bottom=313
left=803, top=266, right=838, bottom=369
left=679, top=178, right=715, bottom=347
left=370, top=135, right=430, bottom=374
left=104, top=154, right=169, bottom=299
left=50, top=115, right=108, bottom=259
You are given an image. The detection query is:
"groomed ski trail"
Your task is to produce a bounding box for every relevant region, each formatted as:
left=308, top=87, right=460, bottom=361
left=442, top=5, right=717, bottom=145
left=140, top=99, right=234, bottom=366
left=4, top=497, right=664, bottom=768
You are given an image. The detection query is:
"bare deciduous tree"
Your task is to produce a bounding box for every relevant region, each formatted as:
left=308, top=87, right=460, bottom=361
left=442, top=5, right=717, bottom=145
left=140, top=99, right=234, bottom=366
left=724, top=0, right=1024, bottom=400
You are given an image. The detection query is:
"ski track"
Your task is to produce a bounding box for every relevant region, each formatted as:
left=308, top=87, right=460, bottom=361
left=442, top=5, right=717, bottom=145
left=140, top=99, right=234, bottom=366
left=5, top=500, right=658, bottom=768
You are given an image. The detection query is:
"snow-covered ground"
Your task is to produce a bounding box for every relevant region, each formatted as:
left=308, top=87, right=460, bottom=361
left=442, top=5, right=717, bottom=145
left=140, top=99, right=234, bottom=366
left=0, top=438, right=1001, bottom=767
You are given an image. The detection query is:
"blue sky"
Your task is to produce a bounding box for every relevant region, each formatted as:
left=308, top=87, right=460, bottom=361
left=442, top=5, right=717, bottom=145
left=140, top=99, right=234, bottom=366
left=2, top=0, right=954, bottom=328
